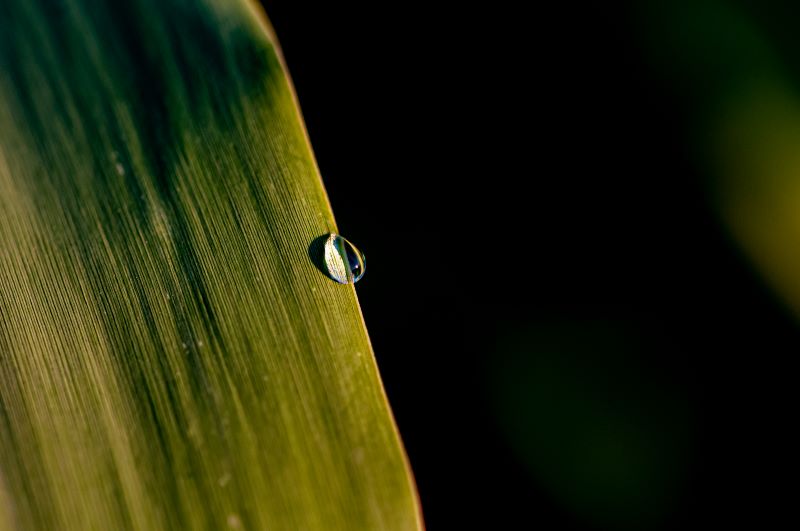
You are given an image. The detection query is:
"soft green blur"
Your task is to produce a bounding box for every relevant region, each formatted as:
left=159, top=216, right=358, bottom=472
left=489, top=321, right=689, bottom=529
left=639, top=0, right=800, bottom=316
left=490, top=3, right=800, bottom=527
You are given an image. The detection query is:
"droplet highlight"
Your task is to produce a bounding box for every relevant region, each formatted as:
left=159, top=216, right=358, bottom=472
left=323, top=234, right=365, bottom=284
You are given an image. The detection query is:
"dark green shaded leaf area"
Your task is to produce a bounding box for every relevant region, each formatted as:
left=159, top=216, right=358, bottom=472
left=0, top=1, right=420, bottom=529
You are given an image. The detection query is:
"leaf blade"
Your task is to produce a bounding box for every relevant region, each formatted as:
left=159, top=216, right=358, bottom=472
left=0, top=1, right=420, bottom=529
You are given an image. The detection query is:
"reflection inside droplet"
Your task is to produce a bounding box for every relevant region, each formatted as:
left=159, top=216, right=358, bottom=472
left=323, top=234, right=365, bottom=284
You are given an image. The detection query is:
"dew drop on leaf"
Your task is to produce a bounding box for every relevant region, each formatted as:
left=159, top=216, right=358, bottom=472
left=323, top=234, right=365, bottom=284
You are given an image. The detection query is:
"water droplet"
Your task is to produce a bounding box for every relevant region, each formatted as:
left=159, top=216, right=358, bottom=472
left=323, top=234, right=365, bottom=284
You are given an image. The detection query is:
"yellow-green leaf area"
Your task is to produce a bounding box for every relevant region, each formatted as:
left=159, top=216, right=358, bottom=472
left=0, top=0, right=420, bottom=529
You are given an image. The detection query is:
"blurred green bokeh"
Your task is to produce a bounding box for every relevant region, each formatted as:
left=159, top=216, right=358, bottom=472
left=490, top=2, right=800, bottom=527
left=490, top=321, right=689, bottom=529
left=640, top=0, right=800, bottom=316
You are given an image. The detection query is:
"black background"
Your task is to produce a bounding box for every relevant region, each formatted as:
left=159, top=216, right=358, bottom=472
left=260, top=2, right=796, bottom=529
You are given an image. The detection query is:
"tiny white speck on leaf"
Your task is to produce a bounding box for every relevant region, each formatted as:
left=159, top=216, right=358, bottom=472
left=353, top=447, right=365, bottom=464
left=227, top=513, right=242, bottom=529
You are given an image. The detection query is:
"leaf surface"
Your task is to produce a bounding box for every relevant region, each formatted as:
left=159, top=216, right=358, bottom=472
left=0, top=1, right=420, bottom=529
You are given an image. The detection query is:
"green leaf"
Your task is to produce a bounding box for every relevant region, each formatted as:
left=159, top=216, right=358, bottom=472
left=0, top=0, right=421, bottom=529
